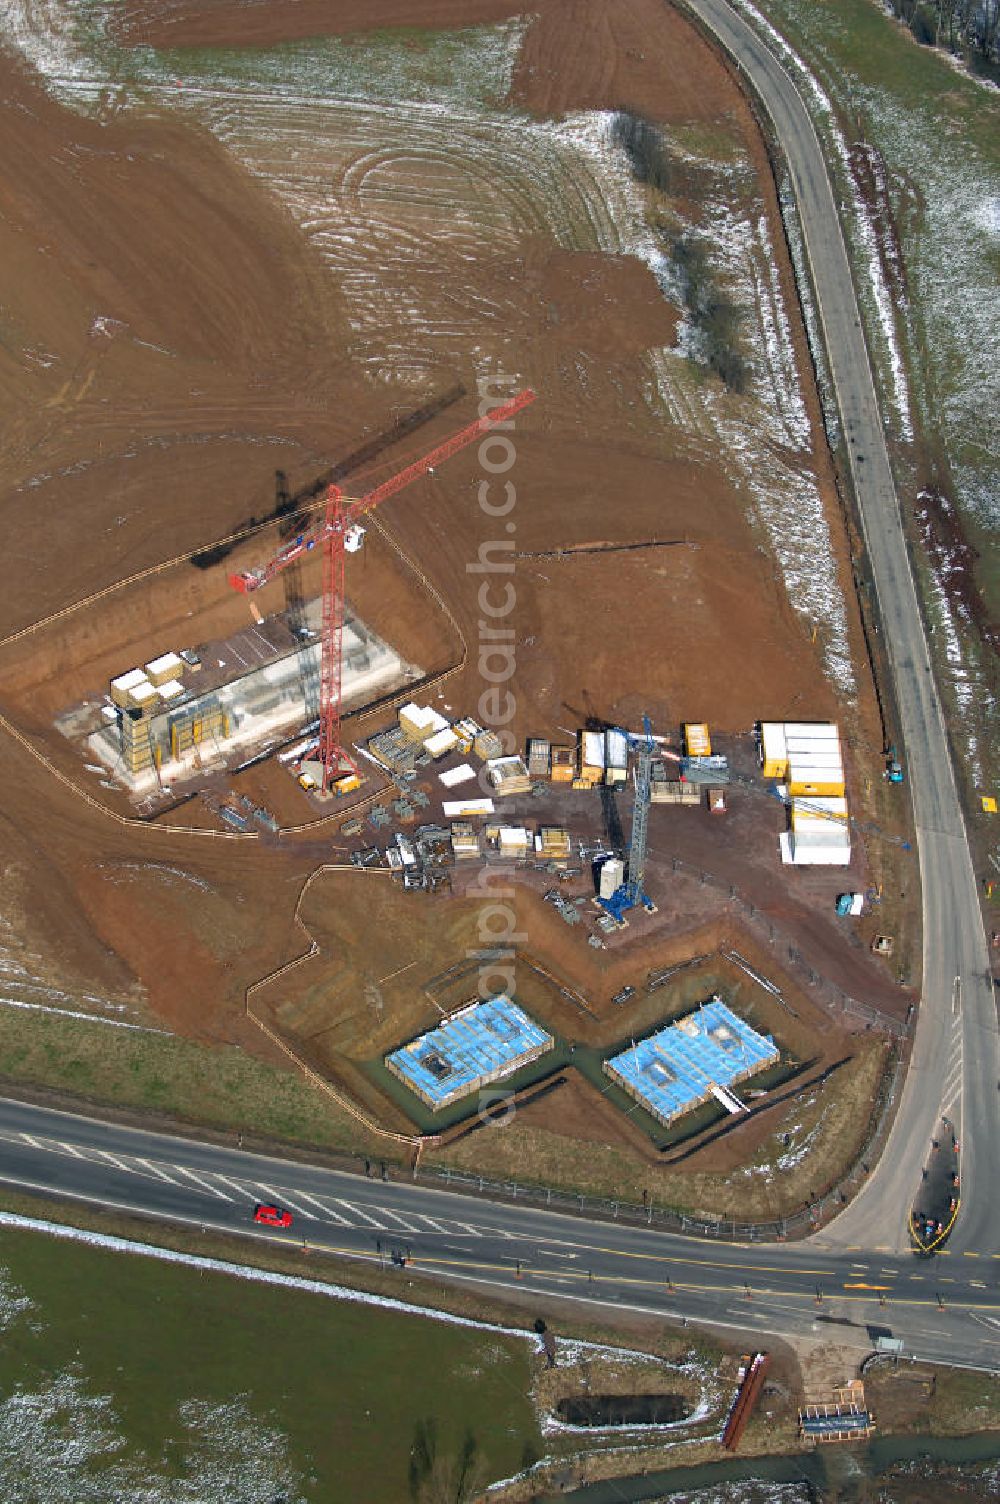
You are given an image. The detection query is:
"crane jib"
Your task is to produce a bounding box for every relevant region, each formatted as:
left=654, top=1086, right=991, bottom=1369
left=227, top=388, right=536, bottom=593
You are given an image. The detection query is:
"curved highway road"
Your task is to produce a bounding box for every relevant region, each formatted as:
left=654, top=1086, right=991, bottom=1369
left=0, top=2, right=993, bottom=1373
left=681, top=0, right=997, bottom=1254
left=0, top=1097, right=996, bottom=1370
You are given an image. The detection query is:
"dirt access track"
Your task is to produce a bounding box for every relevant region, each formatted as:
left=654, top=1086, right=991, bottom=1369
left=0, top=1, right=910, bottom=1193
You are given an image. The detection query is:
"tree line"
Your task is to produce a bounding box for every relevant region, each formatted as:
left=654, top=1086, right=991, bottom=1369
left=886, top=0, right=1000, bottom=66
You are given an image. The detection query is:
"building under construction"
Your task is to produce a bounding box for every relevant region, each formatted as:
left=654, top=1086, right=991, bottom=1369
left=604, top=997, right=779, bottom=1128
left=386, top=995, right=553, bottom=1111
left=799, top=1382, right=875, bottom=1443
left=83, top=598, right=417, bottom=797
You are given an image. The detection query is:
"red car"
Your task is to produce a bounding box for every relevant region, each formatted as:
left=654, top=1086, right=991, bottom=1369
left=253, top=1203, right=293, bottom=1229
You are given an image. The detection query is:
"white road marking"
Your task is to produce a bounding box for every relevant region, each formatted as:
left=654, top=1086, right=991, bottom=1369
left=370, top=1205, right=422, bottom=1233
left=172, top=1166, right=233, bottom=1200
left=409, top=1213, right=453, bottom=1234
left=285, top=1189, right=353, bottom=1225
left=134, top=1158, right=181, bottom=1185
left=208, top=1171, right=267, bottom=1202
left=56, top=1139, right=86, bottom=1159
left=96, top=1151, right=140, bottom=1174
left=336, top=1199, right=381, bottom=1227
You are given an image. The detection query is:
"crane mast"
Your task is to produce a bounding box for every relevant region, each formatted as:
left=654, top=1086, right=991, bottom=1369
left=228, top=388, right=537, bottom=790
left=599, top=715, right=658, bottom=926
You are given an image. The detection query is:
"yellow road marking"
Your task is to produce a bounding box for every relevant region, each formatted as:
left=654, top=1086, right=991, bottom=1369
left=298, top=1244, right=1000, bottom=1312
left=498, top=1233, right=835, bottom=1281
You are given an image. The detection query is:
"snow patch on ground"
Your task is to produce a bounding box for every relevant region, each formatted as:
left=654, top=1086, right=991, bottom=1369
left=0, top=1266, right=35, bottom=1332
left=0, top=1367, right=307, bottom=1504
left=925, top=567, right=986, bottom=787
left=2, top=1, right=858, bottom=693
left=0, top=901, right=147, bottom=1028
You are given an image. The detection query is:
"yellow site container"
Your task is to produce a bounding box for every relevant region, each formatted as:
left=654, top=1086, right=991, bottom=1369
left=550, top=747, right=574, bottom=782
left=759, top=722, right=788, bottom=780
left=788, top=777, right=846, bottom=799
left=684, top=722, right=712, bottom=758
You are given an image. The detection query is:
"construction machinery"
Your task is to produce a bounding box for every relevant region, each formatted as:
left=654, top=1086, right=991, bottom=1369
left=885, top=745, right=904, bottom=783
left=229, top=388, right=537, bottom=789
left=598, top=716, right=658, bottom=926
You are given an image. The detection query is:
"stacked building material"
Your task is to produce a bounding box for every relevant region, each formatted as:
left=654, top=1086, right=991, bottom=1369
left=423, top=726, right=460, bottom=760
left=438, top=763, right=476, bottom=788
left=144, top=652, right=186, bottom=688
left=442, top=797, right=494, bottom=818
left=452, top=718, right=482, bottom=754
left=399, top=702, right=449, bottom=743
left=486, top=755, right=532, bottom=797
left=450, top=821, right=481, bottom=860
left=474, top=728, right=505, bottom=761
left=536, top=826, right=571, bottom=861
left=526, top=738, right=551, bottom=779
left=110, top=668, right=152, bottom=709
left=650, top=762, right=701, bottom=804
left=496, top=826, right=531, bottom=857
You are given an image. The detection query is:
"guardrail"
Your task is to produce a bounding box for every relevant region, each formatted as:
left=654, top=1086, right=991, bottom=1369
left=412, top=1047, right=906, bottom=1243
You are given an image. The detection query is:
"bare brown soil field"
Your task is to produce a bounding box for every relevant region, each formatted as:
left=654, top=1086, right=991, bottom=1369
left=0, top=1, right=908, bottom=1203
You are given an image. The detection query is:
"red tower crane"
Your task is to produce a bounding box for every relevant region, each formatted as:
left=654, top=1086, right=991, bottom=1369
left=228, top=387, right=537, bottom=790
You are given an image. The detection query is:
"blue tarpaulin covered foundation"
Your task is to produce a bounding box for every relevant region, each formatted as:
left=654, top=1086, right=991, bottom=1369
left=604, top=997, right=779, bottom=1127
left=386, top=996, right=554, bottom=1110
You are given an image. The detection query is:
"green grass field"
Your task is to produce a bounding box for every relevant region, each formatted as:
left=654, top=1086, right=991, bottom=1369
left=0, top=1224, right=541, bottom=1501
left=0, top=1005, right=396, bottom=1161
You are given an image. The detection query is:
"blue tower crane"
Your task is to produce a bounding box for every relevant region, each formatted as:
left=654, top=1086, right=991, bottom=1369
left=598, top=716, right=658, bottom=926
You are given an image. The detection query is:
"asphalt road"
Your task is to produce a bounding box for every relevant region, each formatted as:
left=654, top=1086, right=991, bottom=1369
left=0, top=1097, right=997, bottom=1370
left=681, top=0, right=998, bottom=1255
left=0, top=0, right=994, bottom=1382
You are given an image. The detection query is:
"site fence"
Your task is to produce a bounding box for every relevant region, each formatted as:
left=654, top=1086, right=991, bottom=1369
left=413, top=1050, right=907, bottom=1244
left=455, top=843, right=910, bottom=1038
left=656, top=850, right=911, bottom=1039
